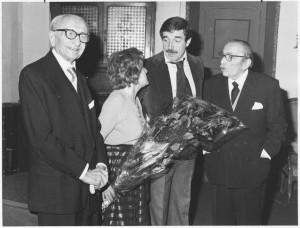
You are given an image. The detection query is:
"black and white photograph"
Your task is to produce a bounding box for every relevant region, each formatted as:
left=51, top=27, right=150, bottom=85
left=2, top=0, right=298, bottom=226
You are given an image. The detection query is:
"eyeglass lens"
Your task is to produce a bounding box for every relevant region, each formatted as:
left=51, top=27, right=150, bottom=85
left=66, top=30, right=89, bottom=43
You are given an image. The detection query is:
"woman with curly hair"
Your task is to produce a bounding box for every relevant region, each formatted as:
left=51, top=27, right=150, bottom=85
left=99, top=47, right=150, bottom=225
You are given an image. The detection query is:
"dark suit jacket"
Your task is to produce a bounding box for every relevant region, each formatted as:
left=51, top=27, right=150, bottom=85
left=19, top=51, right=108, bottom=214
left=139, top=51, right=204, bottom=124
left=203, top=71, right=287, bottom=188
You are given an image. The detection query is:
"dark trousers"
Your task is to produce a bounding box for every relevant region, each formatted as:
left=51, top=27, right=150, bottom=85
left=211, top=184, right=266, bottom=225
left=38, top=206, right=98, bottom=226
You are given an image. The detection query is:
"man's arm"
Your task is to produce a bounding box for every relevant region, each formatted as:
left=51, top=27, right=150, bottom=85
left=262, top=79, right=287, bottom=158
left=19, top=67, right=91, bottom=179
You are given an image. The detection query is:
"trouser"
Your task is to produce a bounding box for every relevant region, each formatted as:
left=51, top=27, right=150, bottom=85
left=149, top=159, right=195, bottom=225
left=211, top=184, right=266, bottom=225
left=38, top=208, right=98, bottom=226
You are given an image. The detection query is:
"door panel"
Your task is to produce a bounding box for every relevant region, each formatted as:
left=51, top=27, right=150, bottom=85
left=193, top=2, right=268, bottom=75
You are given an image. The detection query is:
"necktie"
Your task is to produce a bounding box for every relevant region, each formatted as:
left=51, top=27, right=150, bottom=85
left=231, top=81, right=240, bottom=104
left=67, top=67, right=77, bottom=91
left=172, top=60, right=192, bottom=100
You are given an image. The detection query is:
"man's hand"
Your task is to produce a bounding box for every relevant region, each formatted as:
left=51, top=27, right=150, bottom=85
left=81, top=168, right=108, bottom=188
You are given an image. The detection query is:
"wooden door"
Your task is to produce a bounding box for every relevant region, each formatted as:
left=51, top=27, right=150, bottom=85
left=188, top=2, right=279, bottom=77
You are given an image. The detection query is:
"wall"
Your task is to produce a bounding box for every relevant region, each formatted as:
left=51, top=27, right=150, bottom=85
left=154, top=2, right=186, bottom=54
left=1, top=1, right=298, bottom=102
left=2, top=2, right=49, bottom=103
left=2, top=3, right=22, bottom=103
left=275, top=1, right=298, bottom=99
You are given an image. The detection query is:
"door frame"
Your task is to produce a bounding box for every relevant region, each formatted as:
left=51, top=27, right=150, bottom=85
left=186, top=1, right=280, bottom=77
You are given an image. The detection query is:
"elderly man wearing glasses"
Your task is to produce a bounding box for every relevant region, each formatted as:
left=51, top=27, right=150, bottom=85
left=203, top=39, right=287, bottom=225
left=19, top=14, right=108, bottom=225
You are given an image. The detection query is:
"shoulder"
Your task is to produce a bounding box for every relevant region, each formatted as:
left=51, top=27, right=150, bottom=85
left=20, top=51, right=53, bottom=77
left=205, top=73, right=224, bottom=84
left=248, top=71, right=279, bottom=86
left=144, top=51, right=164, bottom=69
left=187, top=53, right=202, bottom=63
left=103, top=90, right=127, bottom=109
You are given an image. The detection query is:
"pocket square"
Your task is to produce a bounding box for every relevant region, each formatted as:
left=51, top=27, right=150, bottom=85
left=88, top=100, right=94, bottom=109
left=252, top=102, right=263, bottom=110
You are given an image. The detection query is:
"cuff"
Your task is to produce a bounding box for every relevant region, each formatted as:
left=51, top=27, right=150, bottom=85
left=261, top=149, right=271, bottom=160
left=79, top=163, right=89, bottom=180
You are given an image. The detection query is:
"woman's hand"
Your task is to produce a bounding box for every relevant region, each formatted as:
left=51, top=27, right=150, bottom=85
left=102, top=185, right=116, bottom=202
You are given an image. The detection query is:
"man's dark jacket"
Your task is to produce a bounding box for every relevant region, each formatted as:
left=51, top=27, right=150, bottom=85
left=203, top=71, right=287, bottom=187
left=19, top=51, right=108, bottom=214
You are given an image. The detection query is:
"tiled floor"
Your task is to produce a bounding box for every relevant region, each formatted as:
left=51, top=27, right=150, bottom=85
left=189, top=156, right=298, bottom=225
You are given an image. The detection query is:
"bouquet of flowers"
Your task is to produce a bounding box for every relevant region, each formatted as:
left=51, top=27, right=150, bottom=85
left=102, top=97, right=247, bottom=212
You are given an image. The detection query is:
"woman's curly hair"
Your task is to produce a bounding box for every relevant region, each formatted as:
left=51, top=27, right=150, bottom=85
left=108, top=47, right=144, bottom=90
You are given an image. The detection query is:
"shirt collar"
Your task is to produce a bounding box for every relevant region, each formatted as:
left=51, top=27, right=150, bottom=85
left=52, top=49, right=76, bottom=71
left=229, top=69, right=248, bottom=87
left=164, top=51, right=187, bottom=64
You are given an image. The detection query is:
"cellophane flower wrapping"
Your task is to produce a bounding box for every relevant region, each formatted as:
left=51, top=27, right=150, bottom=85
left=102, top=97, right=247, bottom=212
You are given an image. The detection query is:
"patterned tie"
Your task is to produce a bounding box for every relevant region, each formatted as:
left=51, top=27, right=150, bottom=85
left=67, top=67, right=77, bottom=91
left=172, top=60, right=192, bottom=100
left=231, top=81, right=240, bottom=105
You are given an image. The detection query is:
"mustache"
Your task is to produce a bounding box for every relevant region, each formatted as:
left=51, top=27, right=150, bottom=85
left=166, top=49, right=178, bottom=54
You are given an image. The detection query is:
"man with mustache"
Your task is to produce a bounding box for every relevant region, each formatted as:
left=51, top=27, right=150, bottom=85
left=139, top=16, right=204, bottom=225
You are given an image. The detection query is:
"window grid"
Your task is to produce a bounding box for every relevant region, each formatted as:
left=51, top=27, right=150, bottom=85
left=61, top=6, right=98, bottom=34
left=106, top=6, right=146, bottom=57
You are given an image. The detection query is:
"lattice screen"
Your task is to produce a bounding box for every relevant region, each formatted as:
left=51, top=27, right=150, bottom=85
left=61, top=6, right=98, bottom=34
left=106, top=6, right=146, bottom=57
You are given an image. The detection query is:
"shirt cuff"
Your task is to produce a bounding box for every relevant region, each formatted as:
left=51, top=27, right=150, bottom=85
left=203, top=150, right=210, bottom=155
left=79, top=163, right=89, bottom=180
left=260, top=149, right=271, bottom=160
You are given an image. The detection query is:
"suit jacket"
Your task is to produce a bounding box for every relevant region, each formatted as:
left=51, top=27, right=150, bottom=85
left=139, top=51, right=204, bottom=124
left=19, top=51, right=108, bottom=214
left=203, top=71, right=287, bottom=188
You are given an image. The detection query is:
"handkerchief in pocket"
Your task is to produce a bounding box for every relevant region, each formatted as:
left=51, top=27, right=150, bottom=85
left=252, top=102, right=263, bottom=110
left=88, top=100, right=94, bottom=109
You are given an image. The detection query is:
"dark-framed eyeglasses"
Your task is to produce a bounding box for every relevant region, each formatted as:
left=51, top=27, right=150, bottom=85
left=52, top=29, right=90, bottom=43
left=218, top=51, right=247, bottom=62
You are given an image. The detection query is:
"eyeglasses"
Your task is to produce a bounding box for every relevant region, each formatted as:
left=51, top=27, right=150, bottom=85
left=218, top=51, right=246, bottom=62
left=53, top=29, right=90, bottom=43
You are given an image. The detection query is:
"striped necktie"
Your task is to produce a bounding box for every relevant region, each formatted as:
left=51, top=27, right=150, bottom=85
left=67, top=67, right=77, bottom=91
left=231, top=81, right=239, bottom=105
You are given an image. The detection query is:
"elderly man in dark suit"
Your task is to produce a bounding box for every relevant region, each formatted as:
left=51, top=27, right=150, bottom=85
left=139, top=16, right=204, bottom=225
left=203, top=39, right=287, bottom=225
left=19, top=14, right=108, bottom=226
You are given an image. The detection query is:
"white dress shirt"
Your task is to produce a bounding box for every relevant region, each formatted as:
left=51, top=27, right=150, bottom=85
left=164, top=52, right=196, bottom=98
left=52, top=49, right=107, bottom=192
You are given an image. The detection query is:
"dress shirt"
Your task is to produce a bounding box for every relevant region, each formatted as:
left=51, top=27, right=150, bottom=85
left=204, top=69, right=271, bottom=159
left=164, top=52, right=196, bottom=98
left=52, top=48, right=108, bottom=192
left=52, top=49, right=77, bottom=90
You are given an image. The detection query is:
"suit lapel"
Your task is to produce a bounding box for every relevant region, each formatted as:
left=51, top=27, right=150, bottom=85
left=234, top=71, right=256, bottom=114
left=217, top=76, right=233, bottom=113
left=153, top=61, right=173, bottom=103
left=42, top=52, right=89, bottom=136
left=187, top=54, right=202, bottom=97
left=76, top=71, right=94, bottom=147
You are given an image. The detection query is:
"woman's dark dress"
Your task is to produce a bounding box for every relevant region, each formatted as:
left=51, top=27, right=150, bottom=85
left=102, top=145, right=150, bottom=226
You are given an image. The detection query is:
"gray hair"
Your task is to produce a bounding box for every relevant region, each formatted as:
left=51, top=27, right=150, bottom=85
left=49, top=14, right=89, bottom=33
left=227, top=39, right=254, bottom=67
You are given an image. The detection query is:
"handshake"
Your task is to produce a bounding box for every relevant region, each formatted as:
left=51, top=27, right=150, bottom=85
left=81, top=164, right=108, bottom=193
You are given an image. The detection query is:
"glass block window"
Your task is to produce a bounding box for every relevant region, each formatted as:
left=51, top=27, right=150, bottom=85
left=61, top=6, right=98, bottom=34
left=107, top=6, right=146, bottom=57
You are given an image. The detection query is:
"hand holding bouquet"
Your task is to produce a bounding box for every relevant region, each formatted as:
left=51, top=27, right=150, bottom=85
left=102, top=97, right=247, bottom=212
